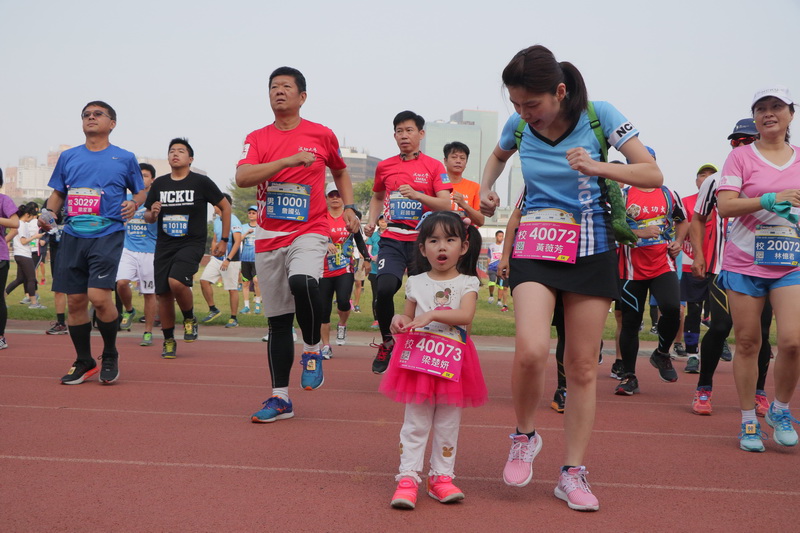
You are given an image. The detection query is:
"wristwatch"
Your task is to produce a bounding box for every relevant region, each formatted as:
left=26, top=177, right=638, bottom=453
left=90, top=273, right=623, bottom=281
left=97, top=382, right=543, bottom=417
left=220, top=237, right=229, bottom=242
left=343, top=204, right=357, bottom=211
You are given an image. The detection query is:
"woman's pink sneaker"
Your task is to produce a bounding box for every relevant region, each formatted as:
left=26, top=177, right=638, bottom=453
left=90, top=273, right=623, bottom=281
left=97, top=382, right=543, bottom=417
left=554, top=466, right=599, bottom=511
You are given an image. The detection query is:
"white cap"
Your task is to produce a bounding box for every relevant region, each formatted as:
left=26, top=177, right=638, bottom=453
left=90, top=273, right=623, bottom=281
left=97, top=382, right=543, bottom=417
left=751, top=85, right=794, bottom=108
left=325, top=181, right=338, bottom=196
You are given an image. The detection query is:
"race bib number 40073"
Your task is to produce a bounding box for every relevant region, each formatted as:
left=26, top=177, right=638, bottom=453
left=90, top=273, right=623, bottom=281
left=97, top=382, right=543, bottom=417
left=396, top=330, right=464, bottom=382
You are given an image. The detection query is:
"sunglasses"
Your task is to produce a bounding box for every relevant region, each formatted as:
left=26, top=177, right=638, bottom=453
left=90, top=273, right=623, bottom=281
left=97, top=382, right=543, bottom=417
left=730, top=136, right=756, bottom=148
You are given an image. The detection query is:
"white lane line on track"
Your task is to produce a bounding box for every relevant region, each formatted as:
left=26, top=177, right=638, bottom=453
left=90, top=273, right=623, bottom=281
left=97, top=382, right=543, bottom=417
left=1, top=454, right=797, bottom=497
left=0, top=404, right=745, bottom=439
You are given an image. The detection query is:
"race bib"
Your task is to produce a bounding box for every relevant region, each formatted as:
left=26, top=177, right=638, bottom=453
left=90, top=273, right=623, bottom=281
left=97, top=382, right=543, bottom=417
left=513, top=209, right=579, bottom=264
left=636, top=215, right=668, bottom=247
left=126, top=216, right=148, bottom=239
left=66, top=187, right=101, bottom=216
left=397, top=329, right=465, bottom=382
left=754, top=224, right=800, bottom=266
left=266, top=182, right=310, bottom=221
left=389, top=191, right=423, bottom=221
left=162, top=214, right=189, bottom=237
left=327, top=239, right=354, bottom=272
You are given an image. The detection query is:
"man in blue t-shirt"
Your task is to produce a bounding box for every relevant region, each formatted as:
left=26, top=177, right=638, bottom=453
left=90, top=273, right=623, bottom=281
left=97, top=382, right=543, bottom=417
left=39, top=100, right=145, bottom=386
left=199, top=193, right=244, bottom=327
left=116, top=162, right=159, bottom=346
left=239, top=205, right=261, bottom=315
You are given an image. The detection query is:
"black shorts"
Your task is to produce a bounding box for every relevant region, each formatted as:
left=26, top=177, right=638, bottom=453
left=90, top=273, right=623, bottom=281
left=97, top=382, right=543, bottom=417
left=241, top=261, right=257, bottom=282
left=680, top=273, right=711, bottom=303
left=376, top=237, right=419, bottom=282
left=509, top=248, right=620, bottom=300
left=154, top=243, right=204, bottom=295
left=52, top=231, right=125, bottom=294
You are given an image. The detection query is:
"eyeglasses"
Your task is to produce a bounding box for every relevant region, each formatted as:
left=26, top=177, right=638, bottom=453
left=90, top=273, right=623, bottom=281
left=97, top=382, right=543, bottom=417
left=730, top=136, right=756, bottom=148
left=81, top=110, right=110, bottom=119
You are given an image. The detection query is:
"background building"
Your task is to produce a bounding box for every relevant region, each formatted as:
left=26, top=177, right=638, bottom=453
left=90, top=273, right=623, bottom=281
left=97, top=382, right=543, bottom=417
left=325, top=146, right=381, bottom=184
left=421, top=109, right=498, bottom=183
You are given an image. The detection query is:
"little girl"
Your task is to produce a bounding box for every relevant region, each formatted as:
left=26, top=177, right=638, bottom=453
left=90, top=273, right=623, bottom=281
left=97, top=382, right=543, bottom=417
left=379, top=210, right=486, bottom=510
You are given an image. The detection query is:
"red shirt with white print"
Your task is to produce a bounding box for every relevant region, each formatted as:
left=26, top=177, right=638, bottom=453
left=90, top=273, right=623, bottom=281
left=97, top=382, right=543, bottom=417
left=237, top=119, right=346, bottom=252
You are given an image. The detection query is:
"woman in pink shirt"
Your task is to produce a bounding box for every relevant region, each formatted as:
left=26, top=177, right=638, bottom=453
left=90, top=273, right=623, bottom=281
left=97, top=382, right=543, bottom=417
left=717, top=85, right=800, bottom=453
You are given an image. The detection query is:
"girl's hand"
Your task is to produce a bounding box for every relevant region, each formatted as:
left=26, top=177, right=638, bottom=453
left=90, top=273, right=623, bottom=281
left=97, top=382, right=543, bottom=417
left=566, top=147, right=600, bottom=176
left=405, top=311, right=434, bottom=331
left=390, top=314, right=411, bottom=334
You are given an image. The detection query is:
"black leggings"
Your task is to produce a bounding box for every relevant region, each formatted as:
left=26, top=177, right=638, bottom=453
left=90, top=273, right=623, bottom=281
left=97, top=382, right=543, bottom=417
left=619, top=272, right=681, bottom=374
left=288, top=274, right=321, bottom=346
left=375, top=274, right=402, bottom=342
left=319, top=273, right=354, bottom=324
left=698, top=274, right=771, bottom=389
left=368, top=273, right=378, bottom=320
left=267, top=313, right=295, bottom=388
left=6, top=255, right=37, bottom=297
left=0, top=261, right=9, bottom=335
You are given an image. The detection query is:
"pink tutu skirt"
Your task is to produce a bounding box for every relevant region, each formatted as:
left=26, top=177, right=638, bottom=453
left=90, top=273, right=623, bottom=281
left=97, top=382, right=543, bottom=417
left=379, top=333, right=487, bottom=408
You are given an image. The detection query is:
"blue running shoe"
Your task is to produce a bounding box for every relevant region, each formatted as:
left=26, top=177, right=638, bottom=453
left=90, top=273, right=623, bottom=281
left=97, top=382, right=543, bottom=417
left=738, top=420, right=768, bottom=452
left=765, top=404, right=799, bottom=447
left=300, top=351, right=324, bottom=390
left=251, top=396, right=294, bottom=423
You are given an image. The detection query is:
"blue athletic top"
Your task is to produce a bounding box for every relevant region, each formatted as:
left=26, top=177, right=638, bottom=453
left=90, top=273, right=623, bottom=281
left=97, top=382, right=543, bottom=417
left=123, top=193, right=157, bottom=253
left=212, top=214, right=243, bottom=260
left=499, top=101, right=638, bottom=257
left=239, top=223, right=257, bottom=263
left=48, top=144, right=144, bottom=238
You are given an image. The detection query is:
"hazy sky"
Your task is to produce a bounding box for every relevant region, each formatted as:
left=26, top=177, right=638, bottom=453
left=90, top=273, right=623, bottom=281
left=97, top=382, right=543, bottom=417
left=2, top=0, right=799, bottom=204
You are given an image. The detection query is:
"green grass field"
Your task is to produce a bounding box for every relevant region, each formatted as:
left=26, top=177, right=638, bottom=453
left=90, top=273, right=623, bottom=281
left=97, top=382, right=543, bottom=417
left=6, top=261, right=754, bottom=344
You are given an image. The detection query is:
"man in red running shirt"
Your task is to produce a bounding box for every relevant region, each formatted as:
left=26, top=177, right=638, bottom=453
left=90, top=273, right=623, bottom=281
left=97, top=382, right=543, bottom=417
left=236, top=67, right=359, bottom=423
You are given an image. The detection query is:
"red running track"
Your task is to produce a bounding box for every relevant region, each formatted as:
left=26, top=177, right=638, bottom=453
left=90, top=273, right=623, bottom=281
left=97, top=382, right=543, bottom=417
left=1, top=319, right=798, bottom=532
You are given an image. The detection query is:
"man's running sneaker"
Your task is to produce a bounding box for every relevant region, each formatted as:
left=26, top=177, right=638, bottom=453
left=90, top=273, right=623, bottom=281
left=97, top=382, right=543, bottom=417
left=321, top=344, right=333, bottom=360
left=615, top=373, right=640, bottom=396
left=300, top=351, right=324, bottom=390
left=650, top=349, right=678, bottom=382
left=140, top=332, right=153, bottom=346
left=0, top=337, right=7, bottom=349
left=99, top=353, right=119, bottom=384
left=120, top=308, right=136, bottom=330
left=554, top=466, right=599, bottom=512
left=61, top=359, right=98, bottom=385
left=240, top=306, right=251, bottom=314
left=610, top=359, right=625, bottom=380
left=183, top=317, right=198, bottom=342
left=488, top=296, right=495, bottom=304
left=251, top=396, right=294, bottom=423
left=721, top=341, right=733, bottom=362
left=46, top=322, right=68, bottom=335
left=738, top=421, right=767, bottom=452
left=336, top=324, right=347, bottom=345
left=162, top=338, right=177, bottom=359
left=391, top=477, right=418, bottom=509
left=754, top=391, right=769, bottom=418
left=500, top=305, right=509, bottom=312
left=427, top=475, right=464, bottom=503
left=497, top=300, right=504, bottom=307
left=28, top=303, right=47, bottom=310
left=684, top=356, right=700, bottom=374
left=225, top=318, right=239, bottom=328
left=691, top=387, right=713, bottom=415
left=672, top=342, right=687, bottom=358
left=765, top=404, right=799, bottom=447
left=200, top=309, right=221, bottom=323
left=371, top=340, right=393, bottom=374
left=503, top=432, right=542, bottom=487
left=261, top=333, right=269, bottom=342
left=20, top=296, right=31, bottom=305
left=551, top=388, right=566, bottom=413
left=649, top=325, right=658, bottom=335
left=254, top=302, right=262, bottom=315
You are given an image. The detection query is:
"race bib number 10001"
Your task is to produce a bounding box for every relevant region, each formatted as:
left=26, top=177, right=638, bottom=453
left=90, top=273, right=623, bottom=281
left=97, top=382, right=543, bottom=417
left=266, top=182, right=310, bottom=221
